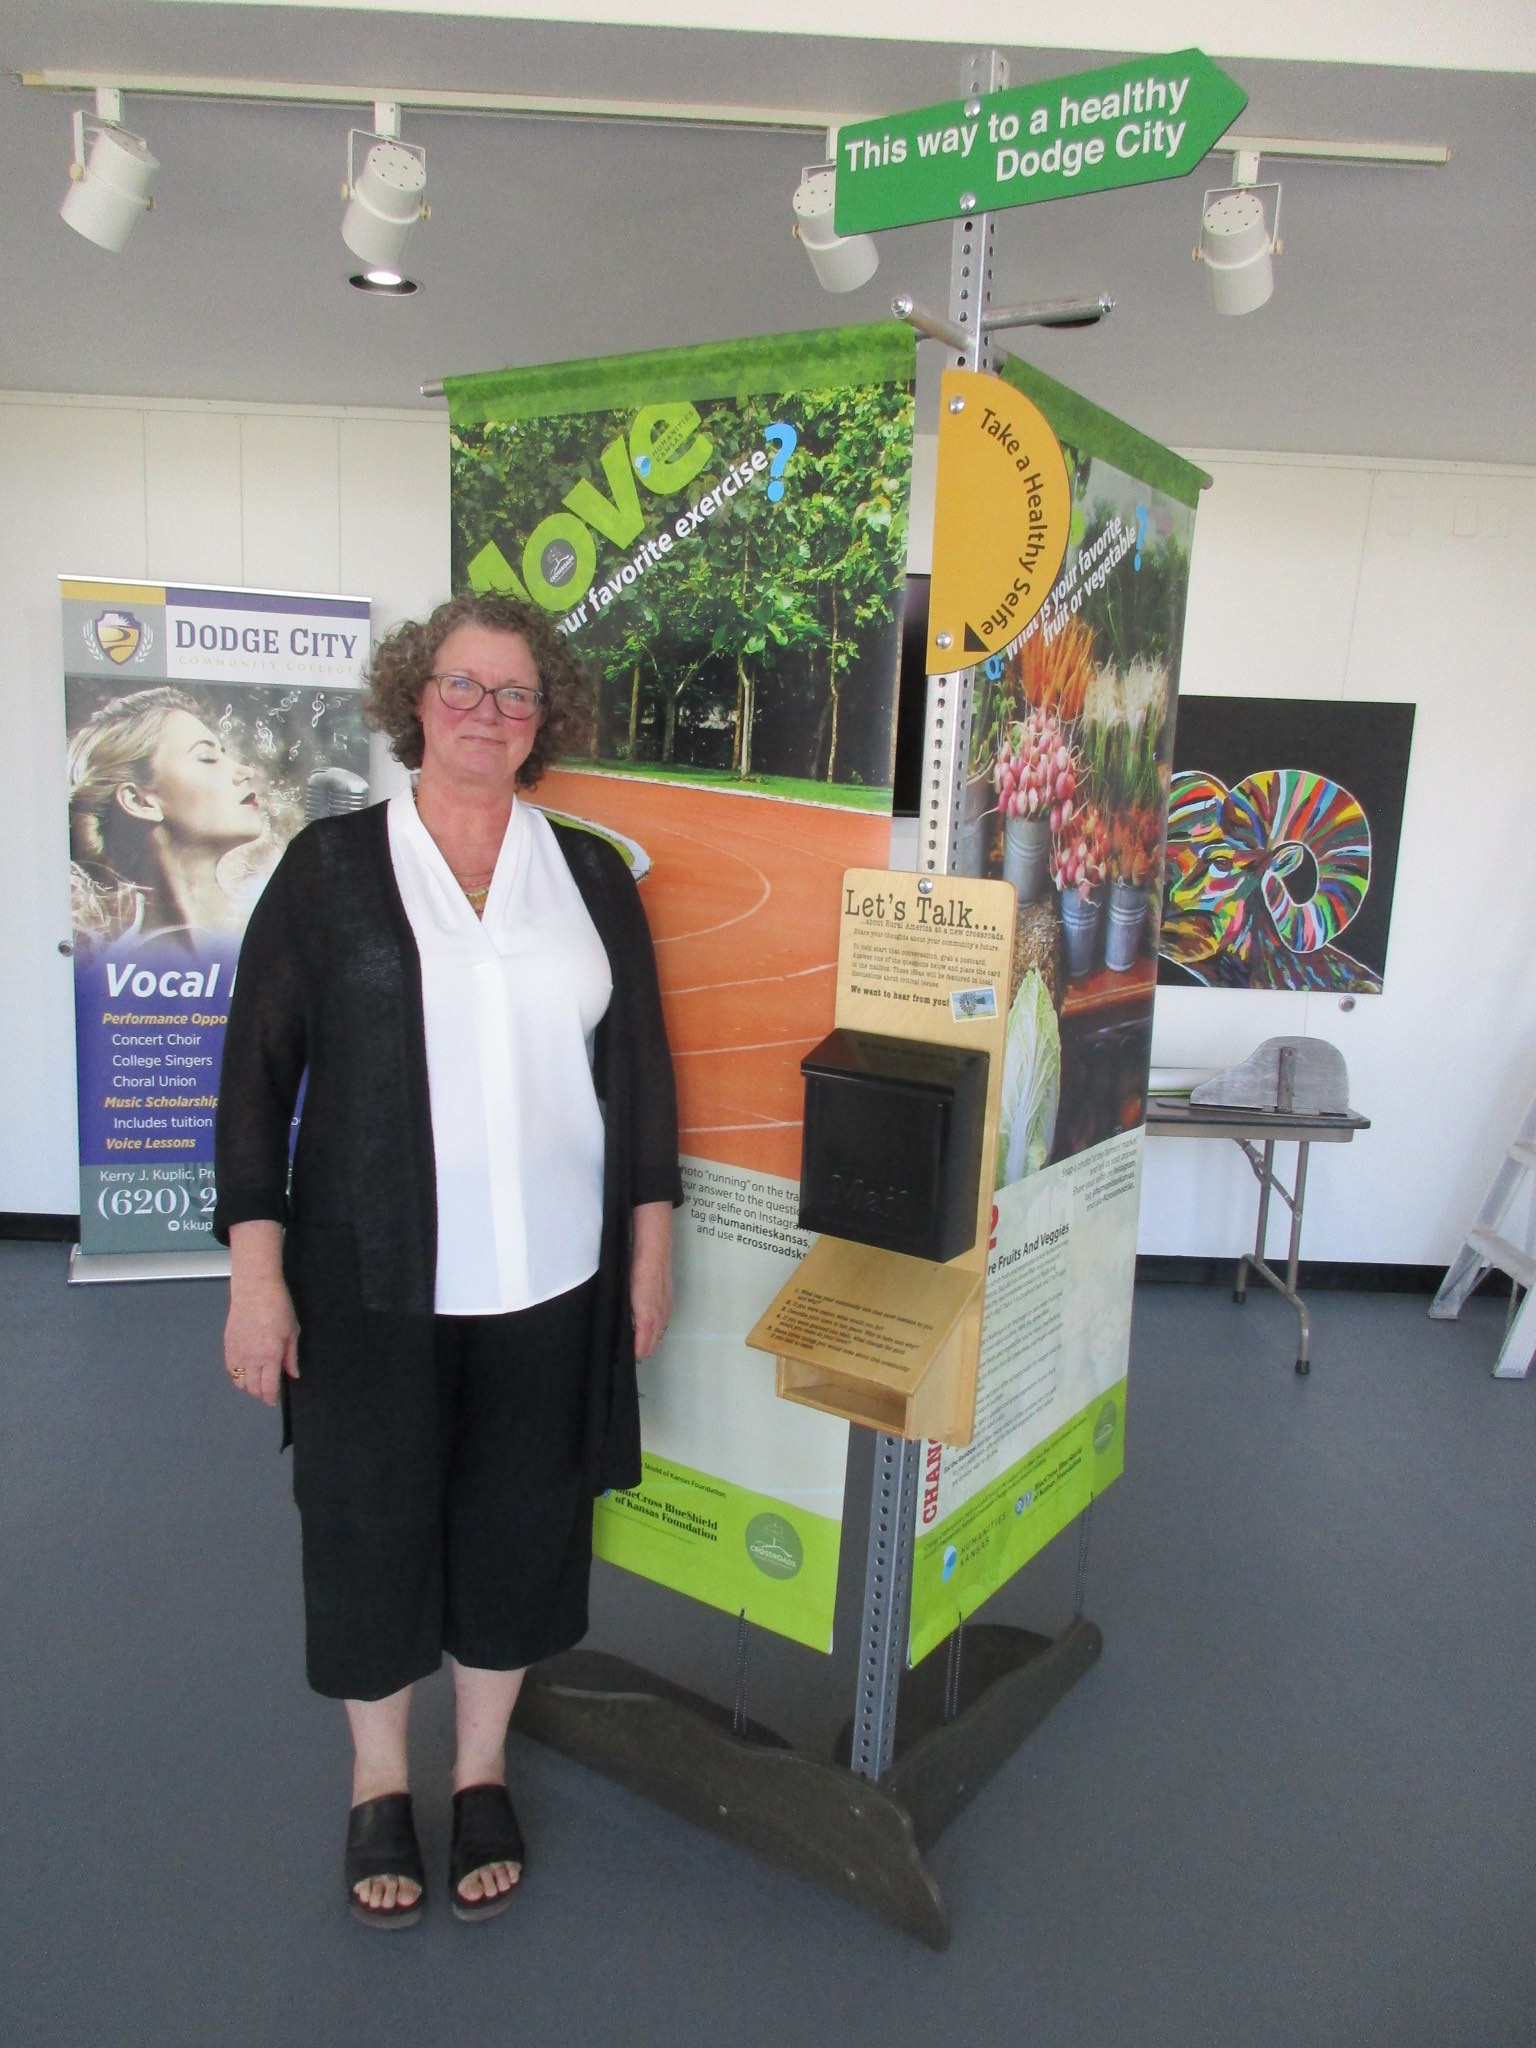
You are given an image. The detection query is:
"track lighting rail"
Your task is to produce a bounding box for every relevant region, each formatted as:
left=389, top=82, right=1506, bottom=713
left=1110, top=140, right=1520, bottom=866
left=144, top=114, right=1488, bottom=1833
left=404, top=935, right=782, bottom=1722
left=19, top=74, right=1451, bottom=167
left=18, top=69, right=839, bottom=136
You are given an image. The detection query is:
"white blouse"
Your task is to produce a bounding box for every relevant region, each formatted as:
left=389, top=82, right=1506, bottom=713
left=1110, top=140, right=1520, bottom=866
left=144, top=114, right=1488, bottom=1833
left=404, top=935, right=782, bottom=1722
left=386, top=791, right=613, bottom=1316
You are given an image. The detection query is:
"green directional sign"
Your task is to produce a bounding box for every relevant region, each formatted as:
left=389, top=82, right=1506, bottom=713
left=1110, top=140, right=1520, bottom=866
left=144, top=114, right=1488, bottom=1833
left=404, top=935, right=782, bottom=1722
left=833, top=49, right=1247, bottom=236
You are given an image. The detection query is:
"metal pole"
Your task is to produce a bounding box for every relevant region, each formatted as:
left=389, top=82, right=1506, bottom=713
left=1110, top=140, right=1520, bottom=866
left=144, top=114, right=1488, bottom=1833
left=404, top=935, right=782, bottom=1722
left=948, top=47, right=1009, bottom=373
left=1285, top=1142, right=1311, bottom=1300
left=732, top=1608, right=750, bottom=1737
left=849, top=1432, right=922, bottom=1779
left=1254, top=1139, right=1276, bottom=1270
left=848, top=47, right=1008, bottom=1784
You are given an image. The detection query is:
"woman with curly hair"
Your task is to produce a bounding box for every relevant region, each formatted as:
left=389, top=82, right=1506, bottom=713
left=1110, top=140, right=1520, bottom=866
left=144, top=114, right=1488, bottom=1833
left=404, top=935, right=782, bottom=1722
left=68, top=687, right=262, bottom=949
left=215, top=592, right=680, bottom=1930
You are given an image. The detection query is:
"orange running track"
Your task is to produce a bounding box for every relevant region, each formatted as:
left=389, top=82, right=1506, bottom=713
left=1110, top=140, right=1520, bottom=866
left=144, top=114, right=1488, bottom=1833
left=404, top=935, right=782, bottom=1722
left=540, top=769, right=893, bottom=1180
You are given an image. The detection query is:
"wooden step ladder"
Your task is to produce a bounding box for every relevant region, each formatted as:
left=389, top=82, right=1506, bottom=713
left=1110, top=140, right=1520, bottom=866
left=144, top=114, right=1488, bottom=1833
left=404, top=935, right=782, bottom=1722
left=1429, top=1094, right=1536, bottom=1379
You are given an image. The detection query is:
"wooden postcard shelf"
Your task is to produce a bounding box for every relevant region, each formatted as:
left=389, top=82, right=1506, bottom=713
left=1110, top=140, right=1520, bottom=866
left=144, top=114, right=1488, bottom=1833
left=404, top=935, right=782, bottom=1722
left=747, top=867, right=1016, bottom=1446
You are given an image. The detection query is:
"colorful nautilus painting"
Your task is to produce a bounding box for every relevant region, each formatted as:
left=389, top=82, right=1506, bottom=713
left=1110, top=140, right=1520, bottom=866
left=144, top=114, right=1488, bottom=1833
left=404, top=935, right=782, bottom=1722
left=1158, top=697, right=1416, bottom=993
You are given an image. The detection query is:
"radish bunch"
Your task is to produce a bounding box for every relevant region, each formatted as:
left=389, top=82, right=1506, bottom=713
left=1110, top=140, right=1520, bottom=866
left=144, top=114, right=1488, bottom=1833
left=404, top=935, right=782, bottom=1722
left=994, top=710, right=1080, bottom=827
left=1051, top=801, right=1110, bottom=895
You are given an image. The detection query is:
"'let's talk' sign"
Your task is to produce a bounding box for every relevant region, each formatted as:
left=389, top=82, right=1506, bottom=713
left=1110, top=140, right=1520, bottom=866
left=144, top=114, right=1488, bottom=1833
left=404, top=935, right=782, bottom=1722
left=832, top=50, right=1247, bottom=235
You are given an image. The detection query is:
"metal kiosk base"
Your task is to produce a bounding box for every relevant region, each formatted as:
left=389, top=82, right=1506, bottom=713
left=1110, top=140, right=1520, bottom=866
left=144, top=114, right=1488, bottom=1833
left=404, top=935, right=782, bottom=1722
left=515, top=1617, right=1101, bottom=1949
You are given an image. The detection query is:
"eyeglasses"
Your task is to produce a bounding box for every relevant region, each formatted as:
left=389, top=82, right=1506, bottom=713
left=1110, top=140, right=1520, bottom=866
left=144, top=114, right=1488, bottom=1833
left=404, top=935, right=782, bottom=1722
left=431, top=672, right=545, bottom=721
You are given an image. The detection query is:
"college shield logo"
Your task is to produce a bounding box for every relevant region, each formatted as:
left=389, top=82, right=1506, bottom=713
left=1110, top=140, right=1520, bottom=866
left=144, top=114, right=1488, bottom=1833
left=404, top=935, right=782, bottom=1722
left=86, top=610, right=152, bottom=665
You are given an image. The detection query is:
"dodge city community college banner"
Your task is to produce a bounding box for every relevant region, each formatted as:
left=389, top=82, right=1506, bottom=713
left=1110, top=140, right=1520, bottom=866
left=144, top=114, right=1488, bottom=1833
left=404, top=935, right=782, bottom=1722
left=905, top=361, right=1206, bottom=1662
left=63, top=578, right=371, bottom=1262
left=447, top=323, right=916, bottom=1649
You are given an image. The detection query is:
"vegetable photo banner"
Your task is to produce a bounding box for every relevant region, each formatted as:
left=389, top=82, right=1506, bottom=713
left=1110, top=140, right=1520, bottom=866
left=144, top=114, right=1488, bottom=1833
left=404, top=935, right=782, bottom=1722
left=907, top=360, right=1207, bottom=1665
left=62, top=578, right=371, bottom=1265
left=447, top=323, right=917, bottom=1651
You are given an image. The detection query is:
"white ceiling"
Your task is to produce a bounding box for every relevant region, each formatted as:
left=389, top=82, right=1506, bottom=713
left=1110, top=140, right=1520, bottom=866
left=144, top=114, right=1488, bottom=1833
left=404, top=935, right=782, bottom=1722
left=140, top=0, right=1536, bottom=76
left=2, top=3, right=1533, bottom=462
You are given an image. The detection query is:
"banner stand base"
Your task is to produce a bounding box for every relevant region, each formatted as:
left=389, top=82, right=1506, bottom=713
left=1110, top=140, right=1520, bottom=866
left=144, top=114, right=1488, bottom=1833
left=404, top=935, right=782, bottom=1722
left=514, top=1619, right=1100, bottom=1948
left=68, top=1245, right=232, bottom=1285
left=835, top=1617, right=1102, bottom=1850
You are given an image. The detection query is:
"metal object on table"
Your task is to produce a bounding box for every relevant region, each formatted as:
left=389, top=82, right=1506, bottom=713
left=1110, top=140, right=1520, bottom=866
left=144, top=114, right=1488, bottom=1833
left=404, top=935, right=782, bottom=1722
left=1145, top=1093, right=1370, bottom=1374
left=1191, top=1034, right=1349, bottom=1116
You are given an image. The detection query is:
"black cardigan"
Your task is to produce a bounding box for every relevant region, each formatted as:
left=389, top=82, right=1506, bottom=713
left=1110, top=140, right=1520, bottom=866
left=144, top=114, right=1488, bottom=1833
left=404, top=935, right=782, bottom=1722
left=213, top=801, right=682, bottom=1494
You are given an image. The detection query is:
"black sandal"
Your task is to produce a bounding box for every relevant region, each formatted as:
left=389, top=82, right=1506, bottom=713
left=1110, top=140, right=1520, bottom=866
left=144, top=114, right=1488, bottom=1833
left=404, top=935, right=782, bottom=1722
left=449, top=1784, right=526, bottom=1923
left=345, top=1793, right=426, bottom=1930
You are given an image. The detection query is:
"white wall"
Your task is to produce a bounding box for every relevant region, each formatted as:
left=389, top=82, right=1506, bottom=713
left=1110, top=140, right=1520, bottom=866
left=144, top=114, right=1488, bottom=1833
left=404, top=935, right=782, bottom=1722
left=4, top=395, right=1534, bottom=1261
left=0, top=392, right=448, bottom=1216
left=1144, top=452, right=1536, bottom=1263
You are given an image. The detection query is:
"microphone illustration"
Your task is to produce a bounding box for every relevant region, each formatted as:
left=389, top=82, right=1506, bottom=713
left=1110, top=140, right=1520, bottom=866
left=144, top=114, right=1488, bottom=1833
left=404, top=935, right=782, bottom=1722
left=305, top=767, right=370, bottom=820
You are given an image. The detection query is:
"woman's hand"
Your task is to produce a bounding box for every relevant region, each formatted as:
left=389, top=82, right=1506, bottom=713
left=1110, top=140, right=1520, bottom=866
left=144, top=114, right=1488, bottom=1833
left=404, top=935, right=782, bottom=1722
left=630, top=1200, right=674, bottom=1361
left=225, top=1219, right=300, bottom=1407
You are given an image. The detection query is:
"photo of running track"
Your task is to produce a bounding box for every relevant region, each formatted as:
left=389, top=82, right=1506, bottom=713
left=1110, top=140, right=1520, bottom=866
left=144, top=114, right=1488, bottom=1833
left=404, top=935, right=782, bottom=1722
left=540, top=768, right=893, bottom=1180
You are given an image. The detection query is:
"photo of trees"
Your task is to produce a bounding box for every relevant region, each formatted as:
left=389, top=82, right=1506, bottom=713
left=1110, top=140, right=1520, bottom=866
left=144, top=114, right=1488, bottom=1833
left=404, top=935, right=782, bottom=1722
left=450, top=376, right=913, bottom=808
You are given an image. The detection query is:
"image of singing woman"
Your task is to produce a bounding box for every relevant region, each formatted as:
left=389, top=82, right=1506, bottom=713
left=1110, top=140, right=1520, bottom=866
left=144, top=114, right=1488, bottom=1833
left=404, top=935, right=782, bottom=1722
left=68, top=687, right=264, bottom=952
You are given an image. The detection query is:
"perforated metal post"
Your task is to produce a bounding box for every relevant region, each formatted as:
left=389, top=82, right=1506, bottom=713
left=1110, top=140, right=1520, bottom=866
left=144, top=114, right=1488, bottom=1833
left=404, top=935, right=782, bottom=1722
left=947, top=47, right=1007, bottom=376
left=919, top=664, right=973, bottom=876
left=919, top=44, right=1005, bottom=883
left=848, top=50, right=1007, bottom=1785
left=850, top=1431, right=921, bottom=1779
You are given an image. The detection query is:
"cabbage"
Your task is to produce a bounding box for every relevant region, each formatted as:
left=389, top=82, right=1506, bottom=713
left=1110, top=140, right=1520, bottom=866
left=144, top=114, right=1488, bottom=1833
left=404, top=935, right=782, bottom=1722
left=996, top=968, right=1061, bottom=1187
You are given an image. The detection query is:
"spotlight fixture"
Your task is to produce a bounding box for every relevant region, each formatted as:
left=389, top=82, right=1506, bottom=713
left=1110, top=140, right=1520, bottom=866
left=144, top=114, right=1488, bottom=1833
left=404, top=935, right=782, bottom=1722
left=349, top=269, right=419, bottom=296
left=341, top=101, right=427, bottom=288
left=1194, top=148, right=1282, bottom=316
left=792, top=163, right=878, bottom=294
left=60, top=87, right=158, bottom=253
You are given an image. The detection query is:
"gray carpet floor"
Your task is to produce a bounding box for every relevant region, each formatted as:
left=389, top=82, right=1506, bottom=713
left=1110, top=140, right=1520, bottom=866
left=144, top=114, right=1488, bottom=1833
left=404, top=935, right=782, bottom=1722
left=3, top=1239, right=1532, bottom=2048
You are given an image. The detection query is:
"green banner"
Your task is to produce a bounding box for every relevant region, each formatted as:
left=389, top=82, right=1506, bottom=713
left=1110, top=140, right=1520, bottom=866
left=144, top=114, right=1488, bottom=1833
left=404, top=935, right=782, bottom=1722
left=907, top=352, right=1204, bottom=1664
left=448, top=324, right=916, bottom=807
left=999, top=356, right=1210, bottom=513
left=911, top=1377, right=1126, bottom=1666
left=445, top=322, right=915, bottom=427
left=594, top=1452, right=843, bottom=1652
left=448, top=328, right=916, bottom=1652
left=834, top=50, right=1247, bottom=235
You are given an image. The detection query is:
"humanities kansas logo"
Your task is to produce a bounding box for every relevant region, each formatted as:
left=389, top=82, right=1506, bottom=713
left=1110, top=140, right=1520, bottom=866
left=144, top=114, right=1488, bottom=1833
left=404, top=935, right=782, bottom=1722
left=86, top=610, right=153, bottom=666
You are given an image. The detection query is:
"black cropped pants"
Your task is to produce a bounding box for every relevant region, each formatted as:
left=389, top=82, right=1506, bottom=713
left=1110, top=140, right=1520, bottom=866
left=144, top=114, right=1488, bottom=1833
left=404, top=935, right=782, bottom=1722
left=286, top=1270, right=597, bottom=1702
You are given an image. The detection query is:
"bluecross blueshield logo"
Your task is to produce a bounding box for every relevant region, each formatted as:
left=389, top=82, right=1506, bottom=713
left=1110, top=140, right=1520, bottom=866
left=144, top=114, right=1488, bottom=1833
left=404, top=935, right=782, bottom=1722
left=86, top=609, right=153, bottom=666
left=745, top=1513, right=803, bottom=1580
left=941, top=1545, right=959, bottom=1582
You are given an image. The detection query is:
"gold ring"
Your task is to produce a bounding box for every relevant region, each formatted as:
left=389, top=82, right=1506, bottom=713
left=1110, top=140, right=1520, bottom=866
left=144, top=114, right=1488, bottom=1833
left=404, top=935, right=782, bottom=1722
left=229, top=1365, right=245, bottom=1383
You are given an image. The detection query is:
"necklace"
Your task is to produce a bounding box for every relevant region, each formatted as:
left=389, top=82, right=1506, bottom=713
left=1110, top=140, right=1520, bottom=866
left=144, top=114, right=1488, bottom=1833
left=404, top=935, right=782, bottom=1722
left=451, top=862, right=495, bottom=899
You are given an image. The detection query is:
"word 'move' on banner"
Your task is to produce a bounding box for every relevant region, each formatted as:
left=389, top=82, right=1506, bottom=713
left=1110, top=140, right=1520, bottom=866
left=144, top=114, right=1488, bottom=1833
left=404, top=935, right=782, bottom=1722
left=833, top=49, right=1247, bottom=235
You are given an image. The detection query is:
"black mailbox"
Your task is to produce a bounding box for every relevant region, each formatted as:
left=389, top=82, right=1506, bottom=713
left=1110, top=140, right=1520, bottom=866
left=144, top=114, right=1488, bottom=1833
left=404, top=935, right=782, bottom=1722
left=797, top=1029, right=989, bottom=1263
